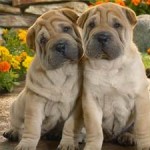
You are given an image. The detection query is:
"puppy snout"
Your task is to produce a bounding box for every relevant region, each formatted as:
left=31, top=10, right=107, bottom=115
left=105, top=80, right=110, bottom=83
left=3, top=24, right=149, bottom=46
left=95, top=32, right=111, bottom=43
left=55, top=41, right=66, bottom=54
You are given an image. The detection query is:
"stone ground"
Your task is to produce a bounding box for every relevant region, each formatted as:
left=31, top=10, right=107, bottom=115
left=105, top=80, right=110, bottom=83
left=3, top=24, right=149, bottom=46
left=0, top=82, right=135, bottom=150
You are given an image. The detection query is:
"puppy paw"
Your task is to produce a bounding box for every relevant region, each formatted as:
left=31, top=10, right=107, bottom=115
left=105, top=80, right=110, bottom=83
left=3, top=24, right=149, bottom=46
left=15, top=142, right=36, bottom=150
left=57, top=142, right=79, bottom=150
left=116, top=132, right=136, bottom=146
left=3, top=129, right=19, bottom=141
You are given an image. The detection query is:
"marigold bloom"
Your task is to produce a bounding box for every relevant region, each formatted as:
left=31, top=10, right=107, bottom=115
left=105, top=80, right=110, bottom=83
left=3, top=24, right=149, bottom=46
left=11, top=58, right=20, bottom=70
left=147, top=48, right=150, bottom=55
left=15, top=56, right=22, bottom=62
left=18, top=29, right=27, bottom=43
left=20, top=52, right=27, bottom=57
left=0, top=61, right=11, bottom=72
left=5, top=54, right=13, bottom=62
left=20, top=52, right=27, bottom=60
left=146, top=0, right=150, bottom=5
left=131, top=0, right=140, bottom=6
left=115, top=0, right=125, bottom=6
left=22, top=56, right=33, bottom=69
left=95, top=1, right=103, bottom=5
left=0, top=46, right=10, bottom=56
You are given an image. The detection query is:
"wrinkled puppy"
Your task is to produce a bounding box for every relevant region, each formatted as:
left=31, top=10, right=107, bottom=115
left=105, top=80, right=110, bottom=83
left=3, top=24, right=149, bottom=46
left=58, top=3, right=150, bottom=150
left=3, top=9, right=83, bottom=150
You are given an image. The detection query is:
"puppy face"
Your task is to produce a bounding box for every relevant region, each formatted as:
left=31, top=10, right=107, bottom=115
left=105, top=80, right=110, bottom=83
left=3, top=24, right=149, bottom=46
left=78, top=3, right=137, bottom=60
left=27, top=9, right=83, bottom=70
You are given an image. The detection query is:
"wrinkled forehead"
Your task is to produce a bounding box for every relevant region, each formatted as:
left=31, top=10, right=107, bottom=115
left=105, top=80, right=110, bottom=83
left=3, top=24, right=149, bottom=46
left=34, top=10, right=72, bottom=33
left=88, top=4, right=126, bottom=22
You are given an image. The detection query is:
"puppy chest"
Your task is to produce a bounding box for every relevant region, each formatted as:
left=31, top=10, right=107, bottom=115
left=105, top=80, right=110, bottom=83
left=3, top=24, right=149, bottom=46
left=44, top=95, right=77, bottom=120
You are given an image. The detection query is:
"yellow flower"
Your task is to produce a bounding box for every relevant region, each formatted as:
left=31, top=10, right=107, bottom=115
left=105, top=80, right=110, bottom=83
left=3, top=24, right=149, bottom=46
left=2, top=29, right=8, bottom=35
left=18, top=29, right=27, bottom=43
left=11, top=58, right=20, bottom=69
left=5, top=54, right=13, bottom=62
left=22, top=56, right=33, bottom=69
left=0, top=46, right=10, bottom=56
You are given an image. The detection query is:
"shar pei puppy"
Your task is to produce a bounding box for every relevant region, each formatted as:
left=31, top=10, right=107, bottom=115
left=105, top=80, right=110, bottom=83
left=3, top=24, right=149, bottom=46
left=58, top=3, right=150, bottom=150
left=3, top=8, right=83, bottom=150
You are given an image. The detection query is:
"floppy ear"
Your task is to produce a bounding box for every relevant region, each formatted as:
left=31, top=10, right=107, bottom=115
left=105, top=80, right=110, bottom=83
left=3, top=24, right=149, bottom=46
left=26, top=25, right=35, bottom=50
left=61, top=8, right=79, bottom=22
left=77, top=10, right=90, bottom=28
left=122, top=7, right=137, bottom=26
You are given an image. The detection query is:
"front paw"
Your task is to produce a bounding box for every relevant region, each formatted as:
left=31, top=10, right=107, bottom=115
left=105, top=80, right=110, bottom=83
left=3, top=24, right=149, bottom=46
left=57, top=142, right=79, bottom=150
left=15, top=142, right=36, bottom=150
left=116, top=132, right=136, bottom=146
left=3, top=129, right=19, bottom=141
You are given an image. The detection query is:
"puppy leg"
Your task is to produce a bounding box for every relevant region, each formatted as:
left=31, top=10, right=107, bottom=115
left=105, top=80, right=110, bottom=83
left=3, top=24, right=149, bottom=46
left=58, top=99, right=83, bottom=150
left=135, top=88, right=150, bottom=150
left=3, top=91, right=25, bottom=141
left=15, top=93, right=45, bottom=150
left=82, top=92, right=103, bottom=150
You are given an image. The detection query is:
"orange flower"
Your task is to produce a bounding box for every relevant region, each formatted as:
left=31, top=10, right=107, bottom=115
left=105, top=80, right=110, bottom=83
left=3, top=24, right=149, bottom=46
left=146, top=0, right=150, bottom=5
left=147, top=48, right=150, bottom=55
left=131, top=0, right=140, bottom=6
left=15, top=56, right=22, bottom=62
left=115, top=0, right=125, bottom=6
left=96, top=1, right=103, bottom=5
left=0, top=61, right=11, bottom=72
left=20, top=52, right=27, bottom=60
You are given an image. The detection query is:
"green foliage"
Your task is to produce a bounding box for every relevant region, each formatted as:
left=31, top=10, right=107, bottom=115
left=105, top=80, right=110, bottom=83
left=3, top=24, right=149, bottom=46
left=0, top=71, right=19, bottom=92
left=2, top=29, right=33, bottom=56
left=142, top=53, right=150, bottom=69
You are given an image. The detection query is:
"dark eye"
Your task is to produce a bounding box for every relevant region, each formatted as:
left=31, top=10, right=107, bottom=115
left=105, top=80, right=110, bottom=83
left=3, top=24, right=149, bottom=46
left=89, top=22, right=95, bottom=28
left=40, top=35, right=48, bottom=45
left=113, top=22, right=122, bottom=28
left=63, top=26, right=71, bottom=32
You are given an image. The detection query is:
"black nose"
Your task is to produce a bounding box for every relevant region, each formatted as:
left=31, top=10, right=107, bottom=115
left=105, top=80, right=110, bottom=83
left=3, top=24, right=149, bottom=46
left=56, top=42, right=66, bottom=54
left=96, top=32, right=111, bottom=43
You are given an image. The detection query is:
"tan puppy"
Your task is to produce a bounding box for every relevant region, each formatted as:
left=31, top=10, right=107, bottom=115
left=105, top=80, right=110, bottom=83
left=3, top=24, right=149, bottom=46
left=3, top=9, right=83, bottom=150
left=58, top=3, right=150, bottom=150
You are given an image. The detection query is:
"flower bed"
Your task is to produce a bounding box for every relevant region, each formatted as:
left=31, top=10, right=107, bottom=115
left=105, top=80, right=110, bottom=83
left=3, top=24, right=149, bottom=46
left=87, top=0, right=150, bottom=15
left=0, top=29, right=34, bottom=92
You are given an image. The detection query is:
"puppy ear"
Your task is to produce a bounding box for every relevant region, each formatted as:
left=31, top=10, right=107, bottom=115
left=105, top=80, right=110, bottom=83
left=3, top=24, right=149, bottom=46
left=61, top=8, right=79, bottom=22
left=26, top=25, right=35, bottom=50
left=77, top=10, right=90, bottom=28
left=122, top=7, right=137, bottom=26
